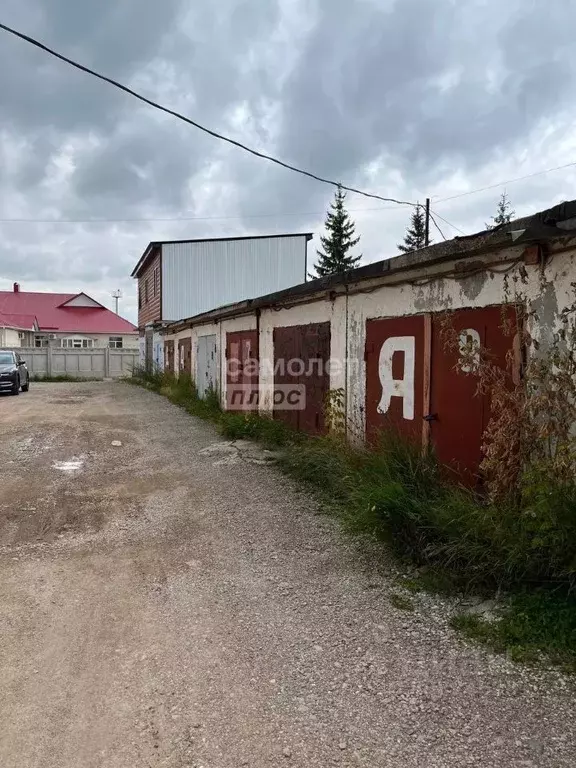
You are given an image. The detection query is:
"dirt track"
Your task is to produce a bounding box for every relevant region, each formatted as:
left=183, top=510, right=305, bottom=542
left=0, top=382, right=574, bottom=768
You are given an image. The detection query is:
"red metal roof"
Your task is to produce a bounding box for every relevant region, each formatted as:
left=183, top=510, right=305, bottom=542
left=0, top=291, right=137, bottom=334
left=0, top=312, right=38, bottom=330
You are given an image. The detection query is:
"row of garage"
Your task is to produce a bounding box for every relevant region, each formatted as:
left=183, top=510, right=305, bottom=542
left=157, top=231, right=576, bottom=485
left=163, top=306, right=517, bottom=485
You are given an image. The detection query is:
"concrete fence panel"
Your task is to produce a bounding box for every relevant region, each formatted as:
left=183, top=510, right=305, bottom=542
left=110, top=350, right=140, bottom=376
left=6, top=347, right=139, bottom=379
left=14, top=347, right=49, bottom=376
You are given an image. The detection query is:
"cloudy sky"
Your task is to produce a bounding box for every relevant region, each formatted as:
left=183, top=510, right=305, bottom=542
left=1, top=0, right=575, bottom=324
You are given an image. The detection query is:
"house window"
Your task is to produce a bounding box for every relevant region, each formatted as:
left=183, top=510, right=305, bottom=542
left=138, top=287, right=142, bottom=309
left=144, top=278, right=149, bottom=304
left=35, top=336, right=49, bottom=348
left=153, top=266, right=160, bottom=297
left=60, top=338, right=94, bottom=349
left=109, top=336, right=123, bottom=349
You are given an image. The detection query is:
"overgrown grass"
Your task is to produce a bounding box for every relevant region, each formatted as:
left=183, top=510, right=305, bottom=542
left=129, top=367, right=576, bottom=671
left=451, top=591, right=576, bottom=673
left=276, top=433, right=576, bottom=670
left=279, top=434, right=576, bottom=593
left=219, top=411, right=300, bottom=448
left=130, top=368, right=222, bottom=421
left=129, top=366, right=297, bottom=443
left=389, top=592, right=415, bottom=611
left=31, top=373, right=101, bottom=382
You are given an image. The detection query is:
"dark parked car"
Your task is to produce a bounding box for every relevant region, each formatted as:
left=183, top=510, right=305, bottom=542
left=0, top=350, right=29, bottom=395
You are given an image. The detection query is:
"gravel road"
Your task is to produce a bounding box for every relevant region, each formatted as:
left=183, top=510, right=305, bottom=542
left=0, top=381, right=574, bottom=768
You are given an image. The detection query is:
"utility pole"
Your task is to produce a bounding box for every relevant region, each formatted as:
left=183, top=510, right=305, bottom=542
left=111, top=289, right=122, bottom=315
left=425, top=198, right=430, bottom=247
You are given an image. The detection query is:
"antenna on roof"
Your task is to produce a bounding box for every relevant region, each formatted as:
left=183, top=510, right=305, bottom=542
left=111, top=289, right=123, bottom=315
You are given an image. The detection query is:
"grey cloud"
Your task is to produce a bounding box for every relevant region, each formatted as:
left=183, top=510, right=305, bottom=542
left=59, top=0, right=284, bottom=221
left=68, top=120, right=213, bottom=216
left=0, top=0, right=185, bottom=134
left=1, top=0, right=576, bottom=322
left=237, top=0, right=576, bottom=223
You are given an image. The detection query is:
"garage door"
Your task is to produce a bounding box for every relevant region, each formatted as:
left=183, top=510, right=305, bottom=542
left=226, top=330, right=259, bottom=411
left=365, top=306, right=519, bottom=485
left=273, top=322, right=330, bottom=434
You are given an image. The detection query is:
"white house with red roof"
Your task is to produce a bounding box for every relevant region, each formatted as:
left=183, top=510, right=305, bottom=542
left=0, top=283, right=137, bottom=349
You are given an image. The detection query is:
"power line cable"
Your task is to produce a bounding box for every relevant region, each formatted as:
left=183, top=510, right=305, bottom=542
left=434, top=161, right=576, bottom=204
left=0, top=21, right=415, bottom=208
left=0, top=203, right=404, bottom=224
left=429, top=210, right=466, bottom=236
left=428, top=211, right=447, bottom=241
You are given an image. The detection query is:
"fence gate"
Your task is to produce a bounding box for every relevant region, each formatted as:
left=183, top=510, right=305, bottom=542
left=196, top=334, right=218, bottom=398
left=164, top=340, right=175, bottom=374
left=273, top=322, right=330, bottom=434
left=226, top=330, right=259, bottom=411
left=178, top=337, right=192, bottom=375
left=365, top=305, right=519, bottom=485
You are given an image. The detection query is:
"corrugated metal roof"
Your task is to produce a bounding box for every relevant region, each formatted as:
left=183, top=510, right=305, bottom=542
left=0, top=291, right=137, bottom=334
left=0, top=312, right=38, bottom=330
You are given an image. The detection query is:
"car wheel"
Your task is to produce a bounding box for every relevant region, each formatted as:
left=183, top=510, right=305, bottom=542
left=21, top=378, right=29, bottom=392
left=11, top=378, right=20, bottom=395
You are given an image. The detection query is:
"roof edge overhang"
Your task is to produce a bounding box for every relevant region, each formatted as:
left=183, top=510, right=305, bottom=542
left=36, top=328, right=138, bottom=335
left=0, top=323, right=38, bottom=332
left=131, top=242, right=157, bottom=278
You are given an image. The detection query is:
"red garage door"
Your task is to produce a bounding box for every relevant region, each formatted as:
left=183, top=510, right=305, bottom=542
left=429, top=305, right=518, bottom=485
left=365, top=314, right=426, bottom=446
left=365, top=306, right=519, bottom=485
left=226, top=330, right=259, bottom=411
left=274, top=323, right=331, bottom=434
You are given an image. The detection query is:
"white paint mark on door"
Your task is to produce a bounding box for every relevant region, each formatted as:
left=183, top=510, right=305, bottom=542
left=458, top=328, right=481, bottom=373
left=377, top=336, right=415, bottom=420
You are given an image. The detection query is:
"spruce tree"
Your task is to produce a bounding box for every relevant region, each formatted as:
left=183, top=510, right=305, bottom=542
left=313, top=186, right=361, bottom=277
left=486, top=192, right=515, bottom=229
left=397, top=203, right=429, bottom=253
